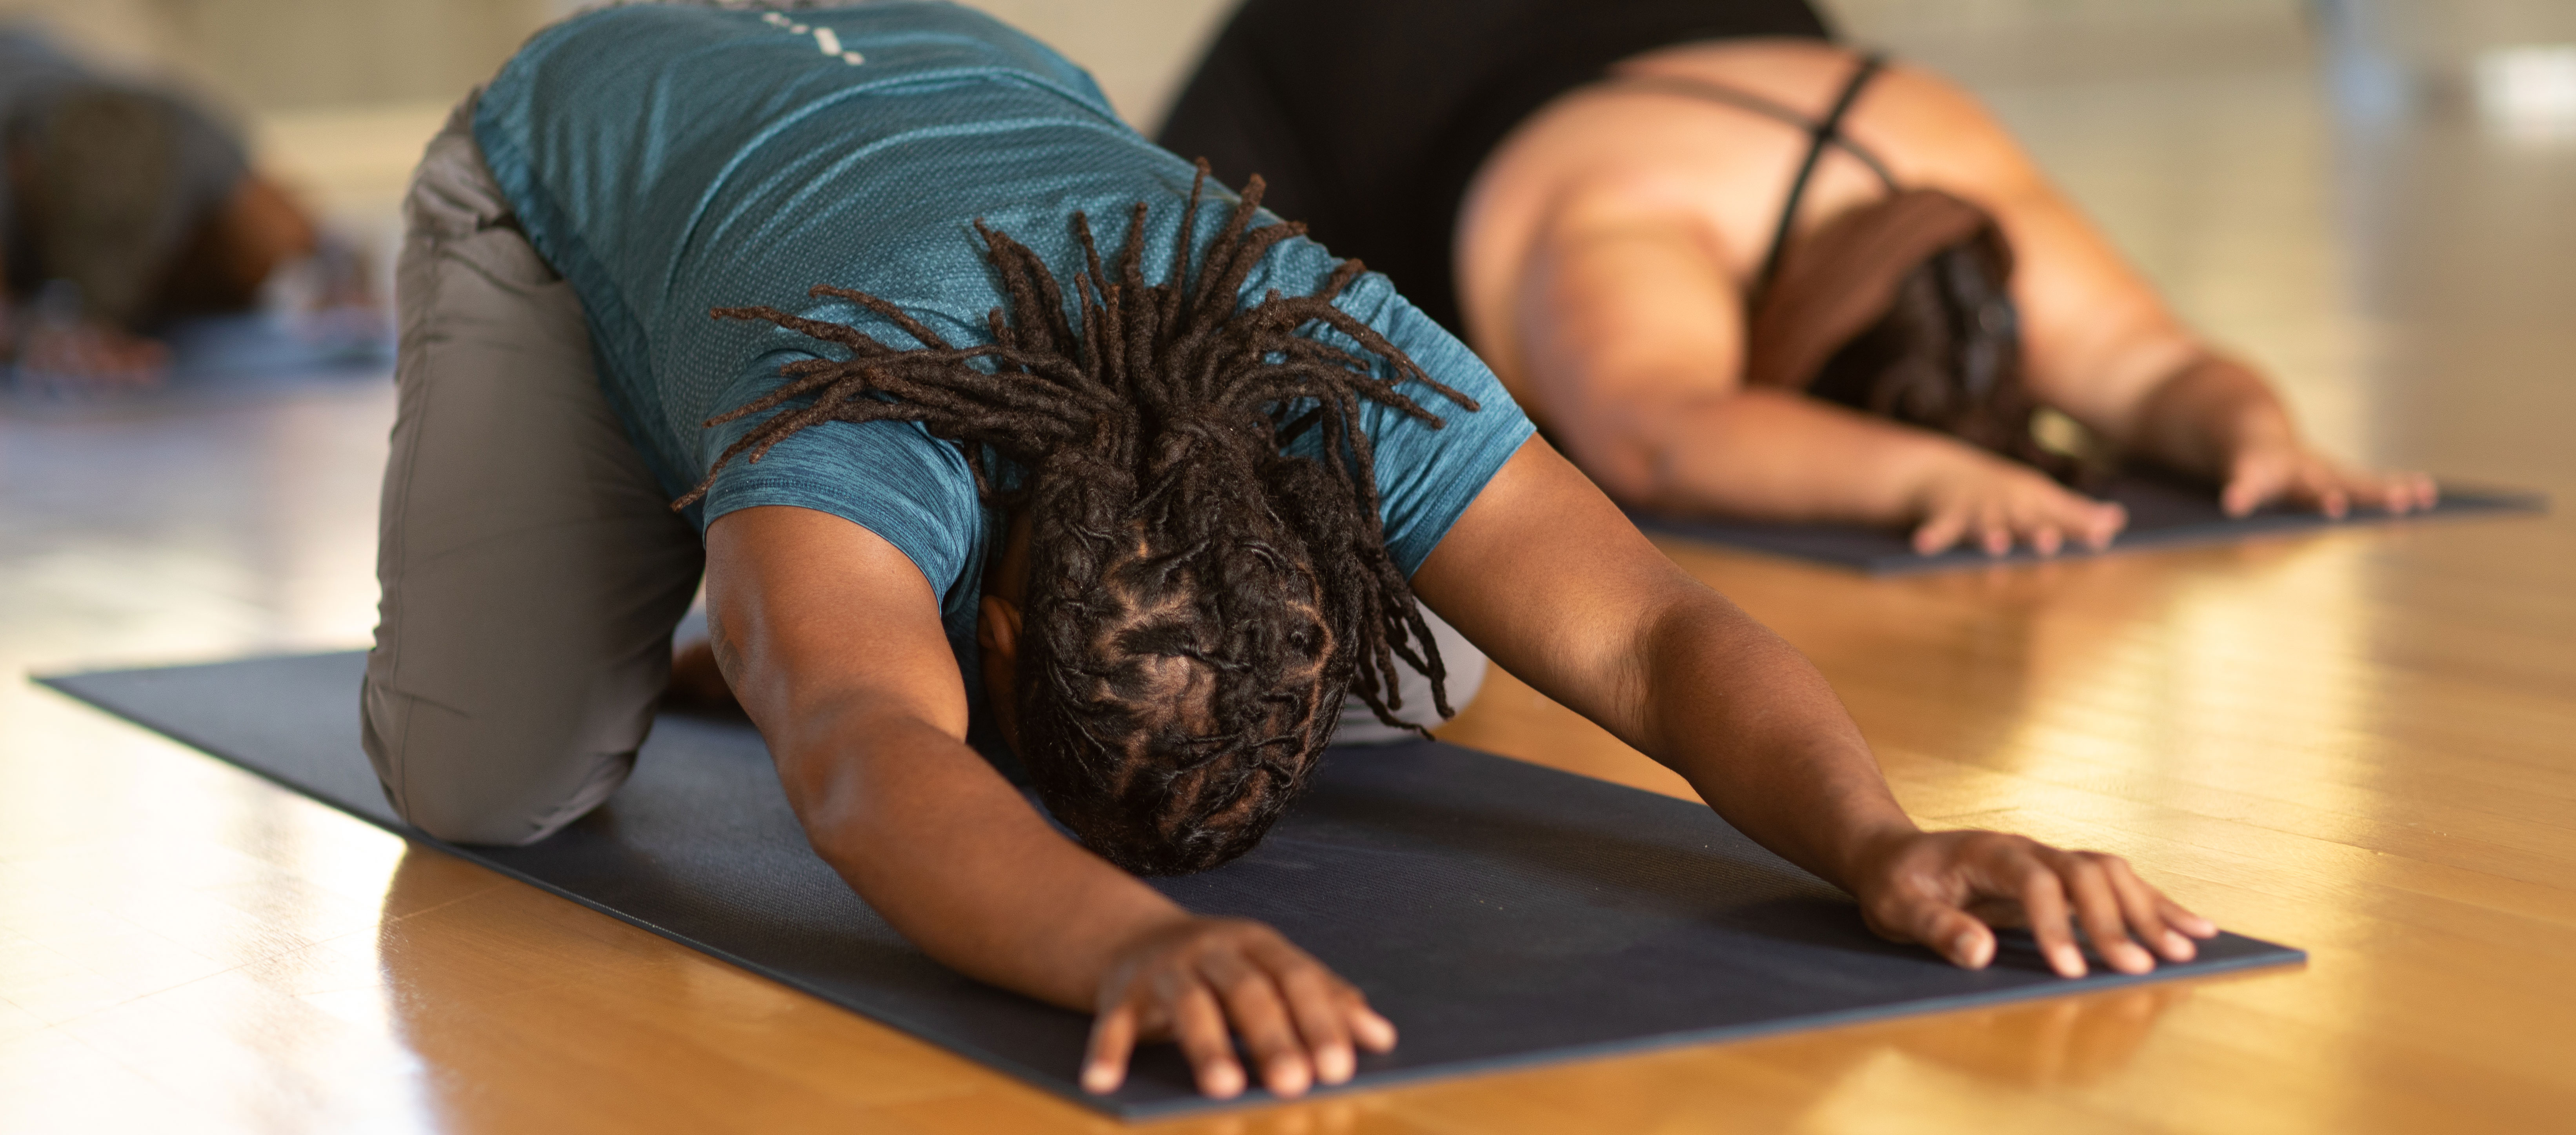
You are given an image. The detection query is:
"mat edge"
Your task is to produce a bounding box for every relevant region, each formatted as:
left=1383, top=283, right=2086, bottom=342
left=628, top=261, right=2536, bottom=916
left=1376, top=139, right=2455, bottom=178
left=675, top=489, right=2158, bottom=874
left=1858, top=493, right=2551, bottom=576
left=1628, top=490, right=2550, bottom=577
left=27, top=664, right=2312, bottom=1122
left=1112, top=946, right=2308, bottom=1118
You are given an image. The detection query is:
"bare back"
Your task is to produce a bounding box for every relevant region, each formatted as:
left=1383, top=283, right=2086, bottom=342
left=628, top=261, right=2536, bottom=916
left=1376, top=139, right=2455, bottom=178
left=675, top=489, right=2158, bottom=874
left=1454, top=38, right=2199, bottom=459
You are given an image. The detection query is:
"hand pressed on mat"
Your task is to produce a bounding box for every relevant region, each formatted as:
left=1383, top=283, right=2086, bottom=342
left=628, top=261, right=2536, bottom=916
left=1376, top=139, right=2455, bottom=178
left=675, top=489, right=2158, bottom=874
left=1850, top=830, right=2217, bottom=977
left=2216, top=422, right=2438, bottom=521
left=2131, top=353, right=2438, bottom=522
left=1903, top=445, right=2128, bottom=557
left=1083, top=917, right=1396, bottom=1099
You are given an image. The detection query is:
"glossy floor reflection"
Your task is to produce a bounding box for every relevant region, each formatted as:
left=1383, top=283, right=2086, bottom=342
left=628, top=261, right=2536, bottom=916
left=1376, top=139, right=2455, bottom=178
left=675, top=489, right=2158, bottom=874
left=5, top=2, right=2574, bottom=1133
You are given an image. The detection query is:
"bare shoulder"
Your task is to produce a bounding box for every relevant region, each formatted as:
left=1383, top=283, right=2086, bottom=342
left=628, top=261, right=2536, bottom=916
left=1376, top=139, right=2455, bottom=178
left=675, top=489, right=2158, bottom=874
left=1457, top=41, right=1859, bottom=349
left=1457, top=39, right=2052, bottom=362
left=703, top=504, right=968, bottom=737
left=1453, top=76, right=1775, bottom=369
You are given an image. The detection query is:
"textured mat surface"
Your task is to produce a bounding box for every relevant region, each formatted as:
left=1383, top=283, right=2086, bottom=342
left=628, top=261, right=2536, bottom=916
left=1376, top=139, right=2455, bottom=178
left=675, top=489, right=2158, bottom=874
left=1630, top=475, right=2547, bottom=575
left=40, top=652, right=2303, bottom=1118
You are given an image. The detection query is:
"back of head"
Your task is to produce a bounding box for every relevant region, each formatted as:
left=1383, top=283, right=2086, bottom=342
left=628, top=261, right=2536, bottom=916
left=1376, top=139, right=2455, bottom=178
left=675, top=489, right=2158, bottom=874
left=677, top=166, right=1477, bottom=874
left=1010, top=429, right=1343, bottom=872
left=1750, top=188, right=2074, bottom=480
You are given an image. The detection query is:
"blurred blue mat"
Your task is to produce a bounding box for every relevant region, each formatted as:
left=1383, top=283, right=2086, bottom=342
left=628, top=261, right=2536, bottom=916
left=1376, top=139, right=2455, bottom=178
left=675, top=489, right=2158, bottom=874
left=39, top=651, right=2303, bottom=1118
left=1629, top=474, right=2547, bottom=575
left=2, top=312, right=391, bottom=415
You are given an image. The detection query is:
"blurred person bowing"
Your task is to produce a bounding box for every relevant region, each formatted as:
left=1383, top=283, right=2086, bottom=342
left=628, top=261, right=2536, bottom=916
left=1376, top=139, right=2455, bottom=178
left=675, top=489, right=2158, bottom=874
left=1, top=27, right=366, bottom=392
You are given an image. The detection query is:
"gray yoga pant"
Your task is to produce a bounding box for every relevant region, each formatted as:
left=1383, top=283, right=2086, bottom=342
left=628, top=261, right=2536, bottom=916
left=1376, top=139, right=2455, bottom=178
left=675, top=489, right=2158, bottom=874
left=363, top=97, right=1481, bottom=846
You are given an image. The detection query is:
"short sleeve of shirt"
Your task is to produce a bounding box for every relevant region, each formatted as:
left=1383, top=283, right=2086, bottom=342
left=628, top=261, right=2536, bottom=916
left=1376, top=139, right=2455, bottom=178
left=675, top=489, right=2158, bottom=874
left=697, top=349, right=988, bottom=602
left=1319, top=271, right=1537, bottom=577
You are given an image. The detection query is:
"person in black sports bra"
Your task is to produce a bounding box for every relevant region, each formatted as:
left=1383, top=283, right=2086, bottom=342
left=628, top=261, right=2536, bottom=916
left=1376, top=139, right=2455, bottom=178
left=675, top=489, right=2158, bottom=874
left=1162, top=0, right=2435, bottom=556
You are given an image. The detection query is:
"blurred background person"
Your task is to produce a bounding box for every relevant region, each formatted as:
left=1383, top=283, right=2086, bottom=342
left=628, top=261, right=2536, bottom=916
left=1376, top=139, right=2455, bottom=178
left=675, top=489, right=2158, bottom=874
left=0, top=25, right=364, bottom=391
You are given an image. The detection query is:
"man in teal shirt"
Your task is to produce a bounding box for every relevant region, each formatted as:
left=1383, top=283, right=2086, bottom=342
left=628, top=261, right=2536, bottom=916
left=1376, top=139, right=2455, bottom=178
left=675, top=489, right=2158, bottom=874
left=368, top=0, right=2217, bottom=1103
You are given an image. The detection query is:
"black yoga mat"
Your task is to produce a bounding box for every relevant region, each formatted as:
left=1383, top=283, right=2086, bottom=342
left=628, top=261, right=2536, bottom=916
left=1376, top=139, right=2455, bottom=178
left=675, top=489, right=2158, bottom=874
left=40, top=652, right=2302, bottom=1119
left=1629, top=474, right=2547, bottom=575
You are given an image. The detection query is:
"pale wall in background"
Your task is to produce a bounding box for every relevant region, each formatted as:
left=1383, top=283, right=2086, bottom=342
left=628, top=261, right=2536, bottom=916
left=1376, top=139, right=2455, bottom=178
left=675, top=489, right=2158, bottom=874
left=9, top=0, right=2571, bottom=127
left=0, top=0, right=1238, bottom=131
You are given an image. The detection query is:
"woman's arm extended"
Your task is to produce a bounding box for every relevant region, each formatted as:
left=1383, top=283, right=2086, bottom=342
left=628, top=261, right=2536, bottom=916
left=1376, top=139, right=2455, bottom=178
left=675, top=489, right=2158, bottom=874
left=1412, top=438, right=2216, bottom=976
left=705, top=505, right=1389, bottom=1099
left=1863, top=64, right=2435, bottom=517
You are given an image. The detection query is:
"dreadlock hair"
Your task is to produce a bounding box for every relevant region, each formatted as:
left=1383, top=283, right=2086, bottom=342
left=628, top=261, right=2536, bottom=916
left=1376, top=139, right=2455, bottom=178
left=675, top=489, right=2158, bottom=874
left=674, top=163, right=1477, bottom=875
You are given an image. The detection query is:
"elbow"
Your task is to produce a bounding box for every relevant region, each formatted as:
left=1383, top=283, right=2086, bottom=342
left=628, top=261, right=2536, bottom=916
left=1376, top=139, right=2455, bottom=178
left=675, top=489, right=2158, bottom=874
left=1549, top=406, right=1696, bottom=511
left=1592, top=459, right=1668, bottom=511
left=768, top=710, right=891, bottom=865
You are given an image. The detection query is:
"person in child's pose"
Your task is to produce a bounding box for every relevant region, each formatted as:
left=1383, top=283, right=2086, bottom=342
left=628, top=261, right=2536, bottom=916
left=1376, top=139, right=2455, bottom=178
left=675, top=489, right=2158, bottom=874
left=1161, top=0, right=2436, bottom=557
left=0, top=27, right=357, bottom=389
left=369, top=2, right=2217, bottom=1101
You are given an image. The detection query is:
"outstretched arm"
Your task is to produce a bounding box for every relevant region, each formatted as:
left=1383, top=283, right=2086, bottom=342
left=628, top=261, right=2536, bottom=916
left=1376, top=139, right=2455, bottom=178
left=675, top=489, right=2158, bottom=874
left=1412, top=438, right=2216, bottom=975
left=706, top=505, right=1388, bottom=1099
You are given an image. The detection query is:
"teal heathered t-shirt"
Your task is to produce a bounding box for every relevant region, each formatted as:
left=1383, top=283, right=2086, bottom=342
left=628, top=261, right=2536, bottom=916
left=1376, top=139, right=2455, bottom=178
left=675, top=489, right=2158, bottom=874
left=471, top=2, right=1534, bottom=694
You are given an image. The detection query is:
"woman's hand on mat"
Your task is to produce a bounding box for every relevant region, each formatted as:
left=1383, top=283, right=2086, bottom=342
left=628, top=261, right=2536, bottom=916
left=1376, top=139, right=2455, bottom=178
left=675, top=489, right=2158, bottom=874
left=2128, top=353, right=2435, bottom=519
left=1851, top=830, right=2218, bottom=978
left=1082, top=916, right=1395, bottom=1099
left=1907, top=450, right=2127, bottom=557
left=2219, top=431, right=2438, bottom=520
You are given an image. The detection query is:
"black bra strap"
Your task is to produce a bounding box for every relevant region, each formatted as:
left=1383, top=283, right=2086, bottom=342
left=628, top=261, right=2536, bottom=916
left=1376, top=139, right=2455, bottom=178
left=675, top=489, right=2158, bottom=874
left=1754, top=53, right=1888, bottom=299
left=1594, top=73, right=1900, bottom=191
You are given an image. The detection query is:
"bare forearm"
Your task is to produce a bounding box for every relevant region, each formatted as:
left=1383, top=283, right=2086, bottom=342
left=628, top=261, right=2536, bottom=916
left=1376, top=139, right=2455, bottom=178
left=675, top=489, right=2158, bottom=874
left=1625, top=590, right=1916, bottom=889
left=2124, top=354, right=2293, bottom=478
left=1569, top=386, right=1972, bottom=525
left=1418, top=440, right=1919, bottom=888
left=703, top=507, right=1191, bottom=1017
left=781, top=705, right=1186, bottom=1009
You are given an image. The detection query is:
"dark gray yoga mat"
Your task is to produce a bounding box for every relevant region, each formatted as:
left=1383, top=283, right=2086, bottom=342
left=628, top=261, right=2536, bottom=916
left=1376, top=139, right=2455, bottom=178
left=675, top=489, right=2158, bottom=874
left=1629, top=474, right=2547, bottom=575
left=39, top=652, right=2302, bottom=1118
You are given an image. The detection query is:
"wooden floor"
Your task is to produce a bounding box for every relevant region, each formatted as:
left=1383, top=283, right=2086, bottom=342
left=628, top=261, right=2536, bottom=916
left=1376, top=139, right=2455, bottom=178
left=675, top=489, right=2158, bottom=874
left=5, top=5, right=2573, bottom=1133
